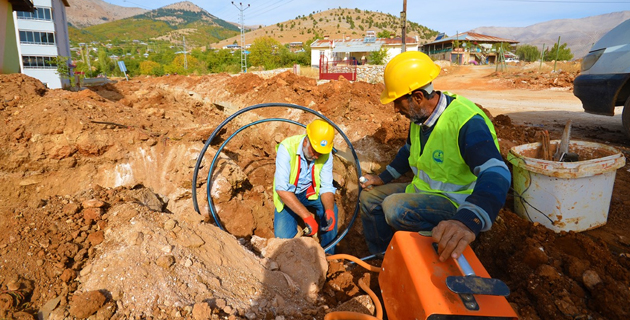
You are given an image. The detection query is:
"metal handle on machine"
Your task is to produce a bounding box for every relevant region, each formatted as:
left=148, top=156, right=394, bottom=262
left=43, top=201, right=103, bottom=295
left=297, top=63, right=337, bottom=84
left=456, top=254, right=475, bottom=276
left=429, top=240, right=475, bottom=276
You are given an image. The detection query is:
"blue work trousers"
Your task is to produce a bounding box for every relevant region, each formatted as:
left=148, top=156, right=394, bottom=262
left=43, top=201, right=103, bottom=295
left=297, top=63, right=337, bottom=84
left=359, top=183, right=457, bottom=254
left=274, top=191, right=338, bottom=253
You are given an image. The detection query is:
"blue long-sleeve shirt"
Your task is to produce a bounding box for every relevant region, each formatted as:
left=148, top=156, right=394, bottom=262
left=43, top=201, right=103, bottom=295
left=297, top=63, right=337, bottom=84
left=274, top=136, right=336, bottom=195
left=379, top=92, right=511, bottom=235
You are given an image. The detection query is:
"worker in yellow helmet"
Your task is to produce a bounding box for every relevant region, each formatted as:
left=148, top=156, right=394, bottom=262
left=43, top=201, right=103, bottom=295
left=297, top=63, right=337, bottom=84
left=359, top=51, right=511, bottom=262
left=273, top=119, right=338, bottom=251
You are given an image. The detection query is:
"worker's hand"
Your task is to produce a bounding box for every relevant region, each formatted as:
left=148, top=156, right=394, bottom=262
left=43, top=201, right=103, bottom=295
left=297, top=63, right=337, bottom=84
left=322, top=209, right=336, bottom=232
left=359, top=174, right=384, bottom=189
left=302, top=216, right=318, bottom=237
left=432, top=220, right=476, bottom=262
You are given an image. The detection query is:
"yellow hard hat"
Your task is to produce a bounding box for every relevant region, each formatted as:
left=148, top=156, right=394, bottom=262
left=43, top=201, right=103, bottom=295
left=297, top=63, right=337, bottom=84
left=380, top=51, right=441, bottom=104
left=306, top=119, right=334, bottom=154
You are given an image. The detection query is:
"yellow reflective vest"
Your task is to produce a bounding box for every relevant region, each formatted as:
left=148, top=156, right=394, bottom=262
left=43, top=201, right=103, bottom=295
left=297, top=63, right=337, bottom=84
left=273, top=135, right=329, bottom=212
left=406, top=92, right=500, bottom=206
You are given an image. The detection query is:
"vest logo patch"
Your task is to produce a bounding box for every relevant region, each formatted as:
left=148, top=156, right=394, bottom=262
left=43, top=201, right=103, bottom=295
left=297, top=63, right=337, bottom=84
left=432, top=150, right=444, bottom=164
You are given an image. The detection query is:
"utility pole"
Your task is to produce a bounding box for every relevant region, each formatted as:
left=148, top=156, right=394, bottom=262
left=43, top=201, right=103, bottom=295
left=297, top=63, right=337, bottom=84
left=85, top=43, right=91, bottom=76
left=539, top=43, right=545, bottom=72
left=232, top=1, right=250, bottom=73
left=553, top=36, right=561, bottom=73
left=183, top=36, right=187, bottom=70
left=401, top=0, right=407, bottom=52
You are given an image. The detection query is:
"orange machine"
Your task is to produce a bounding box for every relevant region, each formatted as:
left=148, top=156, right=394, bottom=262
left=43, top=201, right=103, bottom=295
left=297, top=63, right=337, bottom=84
left=378, top=231, right=518, bottom=320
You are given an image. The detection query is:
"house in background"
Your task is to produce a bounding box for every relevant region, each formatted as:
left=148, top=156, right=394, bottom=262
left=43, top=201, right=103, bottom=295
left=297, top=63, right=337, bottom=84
left=1, top=0, right=34, bottom=73
left=423, top=32, right=518, bottom=65
left=14, top=0, right=70, bottom=88
left=288, top=41, right=303, bottom=53
left=310, top=31, right=420, bottom=68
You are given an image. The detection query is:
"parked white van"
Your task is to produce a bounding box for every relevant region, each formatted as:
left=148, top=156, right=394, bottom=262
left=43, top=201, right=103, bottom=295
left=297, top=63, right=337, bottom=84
left=573, top=19, right=630, bottom=137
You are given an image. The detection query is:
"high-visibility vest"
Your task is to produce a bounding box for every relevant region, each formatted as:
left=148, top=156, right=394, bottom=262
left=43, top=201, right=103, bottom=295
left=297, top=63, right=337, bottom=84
left=273, top=135, right=329, bottom=212
left=406, top=92, right=500, bottom=206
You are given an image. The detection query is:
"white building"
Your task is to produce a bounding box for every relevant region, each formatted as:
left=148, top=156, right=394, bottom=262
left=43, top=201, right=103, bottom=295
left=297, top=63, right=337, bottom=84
left=310, top=31, right=419, bottom=68
left=14, top=0, right=70, bottom=88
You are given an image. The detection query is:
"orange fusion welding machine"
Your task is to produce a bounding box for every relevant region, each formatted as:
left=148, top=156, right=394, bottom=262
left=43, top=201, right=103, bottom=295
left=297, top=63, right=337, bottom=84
left=378, top=231, right=518, bottom=320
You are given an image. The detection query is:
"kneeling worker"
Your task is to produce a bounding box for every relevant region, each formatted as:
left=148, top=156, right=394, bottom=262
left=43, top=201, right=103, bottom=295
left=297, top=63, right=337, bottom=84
left=360, top=51, right=511, bottom=262
left=273, top=119, right=338, bottom=250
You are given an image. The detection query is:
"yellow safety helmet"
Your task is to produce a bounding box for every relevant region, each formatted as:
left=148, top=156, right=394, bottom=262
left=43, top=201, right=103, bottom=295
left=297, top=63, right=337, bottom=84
left=306, top=119, right=334, bottom=154
left=380, top=51, right=441, bottom=104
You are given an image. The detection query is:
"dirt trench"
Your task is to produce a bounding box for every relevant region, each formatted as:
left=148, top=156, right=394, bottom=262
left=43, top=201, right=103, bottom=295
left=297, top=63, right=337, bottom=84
left=1, top=68, right=630, bottom=320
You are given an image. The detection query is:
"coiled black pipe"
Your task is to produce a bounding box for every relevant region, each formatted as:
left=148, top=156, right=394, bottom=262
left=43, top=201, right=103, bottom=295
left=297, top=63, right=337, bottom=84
left=192, top=103, right=363, bottom=253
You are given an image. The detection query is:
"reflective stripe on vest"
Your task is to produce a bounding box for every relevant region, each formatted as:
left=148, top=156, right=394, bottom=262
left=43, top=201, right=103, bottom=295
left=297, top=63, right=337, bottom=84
left=405, top=92, right=500, bottom=207
left=273, top=135, right=328, bottom=212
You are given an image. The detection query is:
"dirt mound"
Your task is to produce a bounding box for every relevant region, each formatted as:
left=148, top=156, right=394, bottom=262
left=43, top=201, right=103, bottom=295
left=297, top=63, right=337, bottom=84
left=488, top=70, right=579, bottom=90
left=477, top=208, right=630, bottom=319
left=0, top=185, right=319, bottom=319
left=1, top=71, right=630, bottom=320
left=0, top=74, right=47, bottom=109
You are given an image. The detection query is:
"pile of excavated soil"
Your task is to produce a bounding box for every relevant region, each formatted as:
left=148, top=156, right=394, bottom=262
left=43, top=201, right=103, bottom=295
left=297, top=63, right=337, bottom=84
left=488, top=70, right=579, bottom=91
left=1, top=71, right=629, bottom=320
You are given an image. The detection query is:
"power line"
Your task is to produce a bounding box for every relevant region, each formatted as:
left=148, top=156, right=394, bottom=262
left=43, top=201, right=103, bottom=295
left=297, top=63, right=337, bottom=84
left=246, top=0, right=296, bottom=22
left=122, top=0, right=153, bottom=11
left=246, top=0, right=289, bottom=16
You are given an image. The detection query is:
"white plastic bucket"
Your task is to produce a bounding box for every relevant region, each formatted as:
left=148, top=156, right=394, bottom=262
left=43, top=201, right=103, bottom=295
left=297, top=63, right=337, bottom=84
left=507, top=140, right=626, bottom=232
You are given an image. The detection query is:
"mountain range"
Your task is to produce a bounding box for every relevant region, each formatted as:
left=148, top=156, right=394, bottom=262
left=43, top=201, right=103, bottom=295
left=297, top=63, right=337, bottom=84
left=67, top=0, right=438, bottom=48
left=67, top=1, right=240, bottom=47
left=471, top=11, right=630, bottom=59
left=66, top=0, right=630, bottom=59
left=66, top=0, right=147, bottom=28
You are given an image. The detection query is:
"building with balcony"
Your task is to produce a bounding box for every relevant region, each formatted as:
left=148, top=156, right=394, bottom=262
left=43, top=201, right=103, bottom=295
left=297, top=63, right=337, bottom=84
left=14, top=0, right=70, bottom=88
left=423, top=32, right=518, bottom=65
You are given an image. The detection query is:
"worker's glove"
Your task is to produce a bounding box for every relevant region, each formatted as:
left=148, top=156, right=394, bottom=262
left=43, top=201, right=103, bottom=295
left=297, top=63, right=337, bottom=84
left=302, top=216, right=318, bottom=237
left=321, top=209, right=336, bottom=232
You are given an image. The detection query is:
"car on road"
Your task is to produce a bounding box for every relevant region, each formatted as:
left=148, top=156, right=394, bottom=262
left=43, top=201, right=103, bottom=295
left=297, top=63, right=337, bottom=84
left=573, top=19, right=630, bottom=137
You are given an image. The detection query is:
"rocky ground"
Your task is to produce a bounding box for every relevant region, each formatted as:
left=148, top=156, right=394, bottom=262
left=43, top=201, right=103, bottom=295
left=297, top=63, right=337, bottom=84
left=1, top=63, right=629, bottom=320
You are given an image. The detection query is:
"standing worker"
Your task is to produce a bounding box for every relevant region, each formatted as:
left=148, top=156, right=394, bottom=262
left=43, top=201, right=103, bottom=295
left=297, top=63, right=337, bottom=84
left=359, top=51, right=511, bottom=262
left=273, top=119, right=338, bottom=251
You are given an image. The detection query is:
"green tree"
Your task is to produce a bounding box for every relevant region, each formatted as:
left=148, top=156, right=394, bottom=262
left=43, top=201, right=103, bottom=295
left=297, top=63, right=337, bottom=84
left=150, top=50, right=176, bottom=66
left=97, top=48, right=113, bottom=76
left=492, top=42, right=511, bottom=52
left=51, top=55, right=74, bottom=88
left=544, top=42, right=573, bottom=61
left=139, top=60, right=164, bottom=76
left=249, top=36, right=283, bottom=69
left=121, top=57, right=140, bottom=76
left=205, top=49, right=240, bottom=73
left=368, top=48, right=388, bottom=65
left=516, top=44, right=541, bottom=62
left=164, top=54, right=201, bottom=75
left=377, top=30, right=394, bottom=38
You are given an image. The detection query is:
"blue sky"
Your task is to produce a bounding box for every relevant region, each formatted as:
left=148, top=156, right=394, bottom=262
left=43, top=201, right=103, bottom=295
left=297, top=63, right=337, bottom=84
left=104, top=0, right=630, bottom=36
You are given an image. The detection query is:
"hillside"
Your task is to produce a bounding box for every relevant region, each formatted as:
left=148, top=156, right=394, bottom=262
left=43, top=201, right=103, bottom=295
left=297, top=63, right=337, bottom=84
left=66, top=0, right=147, bottom=28
left=471, top=11, right=630, bottom=59
left=212, top=8, right=439, bottom=48
left=70, top=1, right=240, bottom=47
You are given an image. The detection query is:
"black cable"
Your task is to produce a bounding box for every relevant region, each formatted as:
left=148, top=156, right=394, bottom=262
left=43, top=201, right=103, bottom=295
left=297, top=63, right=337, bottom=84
left=510, top=157, right=555, bottom=224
